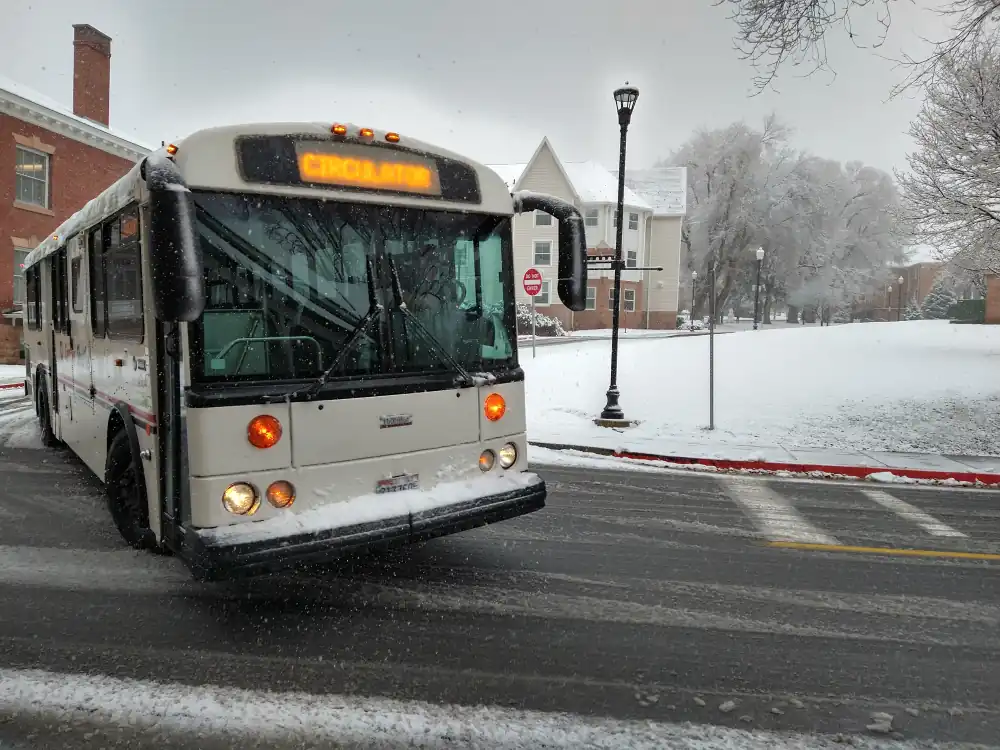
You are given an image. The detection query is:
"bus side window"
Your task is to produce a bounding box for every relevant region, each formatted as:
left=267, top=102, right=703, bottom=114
left=25, top=266, right=39, bottom=331
left=90, top=228, right=106, bottom=337
left=106, top=207, right=143, bottom=341
left=71, top=256, right=84, bottom=314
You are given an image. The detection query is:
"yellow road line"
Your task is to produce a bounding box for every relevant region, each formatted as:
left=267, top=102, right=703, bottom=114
left=767, top=541, right=1000, bottom=561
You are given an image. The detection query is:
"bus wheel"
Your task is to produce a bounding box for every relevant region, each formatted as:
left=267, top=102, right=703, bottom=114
left=106, top=431, right=155, bottom=550
left=36, top=378, right=58, bottom=448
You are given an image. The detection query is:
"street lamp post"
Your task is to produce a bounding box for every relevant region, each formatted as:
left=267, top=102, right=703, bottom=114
left=600, top=84, right=639, bottom=423
left=887, top=285, right=892, bottom=322
left=897, top=275, right=904, bottom=321
left=753, top=247, right=764, bottom=330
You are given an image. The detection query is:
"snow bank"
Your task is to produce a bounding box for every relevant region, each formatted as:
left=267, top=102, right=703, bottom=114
left=202, top=471, right=542, bottom=546
left=523, top=321, right=1000, bottom=457
left=0, top=667, right=950, bottom=749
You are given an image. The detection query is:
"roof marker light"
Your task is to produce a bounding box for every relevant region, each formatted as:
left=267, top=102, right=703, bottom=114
left=165, top=143, right=178, bottom=155
left=331, top=123, right=348, bottom=136
left=385, top=132, right=400, bottom=143
left=359, top=127, right=374, bottom=138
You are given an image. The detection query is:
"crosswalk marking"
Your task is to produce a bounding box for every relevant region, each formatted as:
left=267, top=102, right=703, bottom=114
left=861, top=489, right=967, bottom=538
left=724, top=477, right=839, bottom=544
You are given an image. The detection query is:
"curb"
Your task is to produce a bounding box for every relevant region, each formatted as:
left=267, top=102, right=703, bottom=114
left=529, top=441, right=1000, bottom=487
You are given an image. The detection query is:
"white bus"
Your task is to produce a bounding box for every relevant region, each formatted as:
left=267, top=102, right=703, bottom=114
left=22, top=122, right=587, bottom=580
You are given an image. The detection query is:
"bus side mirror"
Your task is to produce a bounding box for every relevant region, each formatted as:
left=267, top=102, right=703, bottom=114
left=512, top=191, right=587, bottom=312
left=145, top=154, right=205, bottom=323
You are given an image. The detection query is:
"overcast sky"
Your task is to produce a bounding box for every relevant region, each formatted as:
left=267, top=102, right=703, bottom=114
left=2, top=0, right=951, bottom=176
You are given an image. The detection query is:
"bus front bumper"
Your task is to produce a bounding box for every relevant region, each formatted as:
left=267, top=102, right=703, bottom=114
left=183, top=479, right=546, bottom=581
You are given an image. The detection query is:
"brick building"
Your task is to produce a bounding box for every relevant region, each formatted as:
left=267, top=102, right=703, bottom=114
left=987, top=274, right=1000, bottom=324
left=0, top=24, right=149, bottom=363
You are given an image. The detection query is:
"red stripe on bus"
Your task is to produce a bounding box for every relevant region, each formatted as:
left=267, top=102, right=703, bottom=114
left=54, top=374, right=158, bottom=426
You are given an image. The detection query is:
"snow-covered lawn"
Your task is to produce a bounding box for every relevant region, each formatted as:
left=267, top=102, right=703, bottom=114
left=523, top=320, right=1000, bottom=457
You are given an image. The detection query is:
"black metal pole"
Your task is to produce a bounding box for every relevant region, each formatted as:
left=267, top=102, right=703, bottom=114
left=753, top=258, right=762, bottom=330
left=709, top=263, right=715, bottom=430
left=897, top=287, right=903, bottom=321
left=601, top=121, right=630, bottom=421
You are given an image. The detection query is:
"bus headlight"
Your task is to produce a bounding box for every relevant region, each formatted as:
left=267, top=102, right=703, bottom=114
left=479, top=450, right=496, bottom=472
left=266, top=480, right=296, bottom=509
left=498, top=443, right=517, bottom=469
left=223, top=482, right=259, bottom=515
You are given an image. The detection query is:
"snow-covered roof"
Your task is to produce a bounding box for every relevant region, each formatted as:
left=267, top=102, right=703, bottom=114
left=0, top=73, right=151, bottom=160
left=620, top=167, right=687, bottom=217
left=486, top=153, right=651, bottom=210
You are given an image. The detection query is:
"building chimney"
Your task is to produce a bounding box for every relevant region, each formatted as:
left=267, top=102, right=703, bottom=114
left=72, top=24, right=112, bottom=127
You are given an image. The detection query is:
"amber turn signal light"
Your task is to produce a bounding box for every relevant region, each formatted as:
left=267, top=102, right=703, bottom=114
left=248, top=415, right=282, bottom=449
left=484, top=393, right=506, bottom=422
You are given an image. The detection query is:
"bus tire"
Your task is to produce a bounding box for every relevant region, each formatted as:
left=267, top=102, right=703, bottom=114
left=36, top=376, right=58, bottom=448
left=106, top=430, right=156, bottom=551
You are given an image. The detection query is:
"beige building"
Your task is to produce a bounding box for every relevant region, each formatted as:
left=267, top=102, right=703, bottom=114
left=488, top=138, right=685, bottom=330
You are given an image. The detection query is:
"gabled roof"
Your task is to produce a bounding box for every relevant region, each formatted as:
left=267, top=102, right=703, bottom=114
left=486, top=137, right=651, bottom=210
left=0, top=73, right=151, bottom=161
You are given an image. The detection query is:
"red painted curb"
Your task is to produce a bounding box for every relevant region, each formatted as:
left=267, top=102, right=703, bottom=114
left=611, top=449, right=1000, bottom=486
left=531, top=442, right=1000, bottom=486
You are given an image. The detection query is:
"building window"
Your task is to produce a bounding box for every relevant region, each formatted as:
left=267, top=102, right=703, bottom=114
left=533, top=240, right=552, bottom=266
left=15, top=146, right=49, bottom=209
left=585, top=286, right=596, bottom=310
left=628, top=212, right=639, bottom=230
left=536, top=280, right=550, bottom=305
left=584, top=209, right=599, bottom=227
left=534, top=211, right=552, bottom=226
left=608, top=287, right=617, bottom=309
left=613, top=209, right=619, bottom=227
left=624, top=288, right=636, bottom=312
left=13, top=249, right=28, bottom=307
left=626, top=249, right=638, bottom=268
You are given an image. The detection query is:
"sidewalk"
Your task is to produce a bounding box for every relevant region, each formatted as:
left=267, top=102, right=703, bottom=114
left=529, top=431, right=1000, bottom=485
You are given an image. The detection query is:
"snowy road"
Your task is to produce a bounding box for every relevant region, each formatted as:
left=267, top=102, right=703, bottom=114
left=0, top=405, right=999, bottom=747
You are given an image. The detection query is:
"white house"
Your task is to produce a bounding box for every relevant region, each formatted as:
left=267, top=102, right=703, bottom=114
left=488, top=137, right=685, bottom=330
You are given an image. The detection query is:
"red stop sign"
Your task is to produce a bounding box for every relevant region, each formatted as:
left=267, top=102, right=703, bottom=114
left=523, top=268, right=543, bottom=296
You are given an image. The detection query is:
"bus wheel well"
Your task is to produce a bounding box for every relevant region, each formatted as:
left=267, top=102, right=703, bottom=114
left=107, top=410, right=128, bottom=449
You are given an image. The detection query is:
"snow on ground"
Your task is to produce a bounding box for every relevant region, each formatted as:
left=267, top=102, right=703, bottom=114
left=0, top=667, right=966, bottom=749
left=523, top=321, right=1000, bottom=457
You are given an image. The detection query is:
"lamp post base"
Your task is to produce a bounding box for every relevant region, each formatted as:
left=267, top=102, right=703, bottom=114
left=600, top=388, right=625, bottom=421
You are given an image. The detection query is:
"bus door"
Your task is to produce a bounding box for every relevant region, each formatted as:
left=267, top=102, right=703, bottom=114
left=48, top=246, right=71, bottom=439
left=65, top=234, right=94, bottom=449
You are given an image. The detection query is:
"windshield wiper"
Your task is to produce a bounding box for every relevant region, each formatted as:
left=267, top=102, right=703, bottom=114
left=269, top=258, right=382, bottom=402
left=386, top=256, right=475, bottom=388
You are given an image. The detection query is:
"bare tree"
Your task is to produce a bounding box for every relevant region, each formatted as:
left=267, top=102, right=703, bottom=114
left=718, top=0, right=1000, bottom=93
left=896, top=40, right=1000, bottom=275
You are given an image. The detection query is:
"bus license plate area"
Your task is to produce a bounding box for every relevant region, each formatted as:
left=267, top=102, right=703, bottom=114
left=376, top=473, right=419, bottom=494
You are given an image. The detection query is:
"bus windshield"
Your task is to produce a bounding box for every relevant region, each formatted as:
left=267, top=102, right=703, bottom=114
left=189, top=191, right=517, bottom=386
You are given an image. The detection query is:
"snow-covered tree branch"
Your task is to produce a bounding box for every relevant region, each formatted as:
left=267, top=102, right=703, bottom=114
left=661, top=116, right=906, bottom=321
left=718, top=0, right=1000, bottom=93
left=896, top=40, right=1000, bottom=275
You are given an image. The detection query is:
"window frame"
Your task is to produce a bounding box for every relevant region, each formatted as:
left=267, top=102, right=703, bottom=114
left=626, top=249, right=638, bottom=268
left=585, top=285, right=596, bottom=310
left=532, top=239, right=552, bottom=266
left=535, top=279, right=551, bottom=305
left=584, top=209, right=599, bottom=227
left=534, top=210, right=552, bottom=227
left=623, top=288, right=636, bottom=312
left=13, top=248, right=28, bottom=309
left=608, top=287, right=617, bottom=309
left=628, top=212, right=639, bottom=230
left=15, top=145, right=50, bottom=209
left=90, top=204, right=144, bottom=342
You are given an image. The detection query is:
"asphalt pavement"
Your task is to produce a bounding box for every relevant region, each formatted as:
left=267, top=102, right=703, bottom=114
left=0, top=401, right=998, bottom=747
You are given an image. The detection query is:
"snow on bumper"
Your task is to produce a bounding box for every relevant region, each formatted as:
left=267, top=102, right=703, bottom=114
left=185, top=472, right=546, bottom=580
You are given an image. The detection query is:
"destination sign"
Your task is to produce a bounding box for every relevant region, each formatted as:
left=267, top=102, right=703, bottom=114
left=294, top=143, right=441, bottom=196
